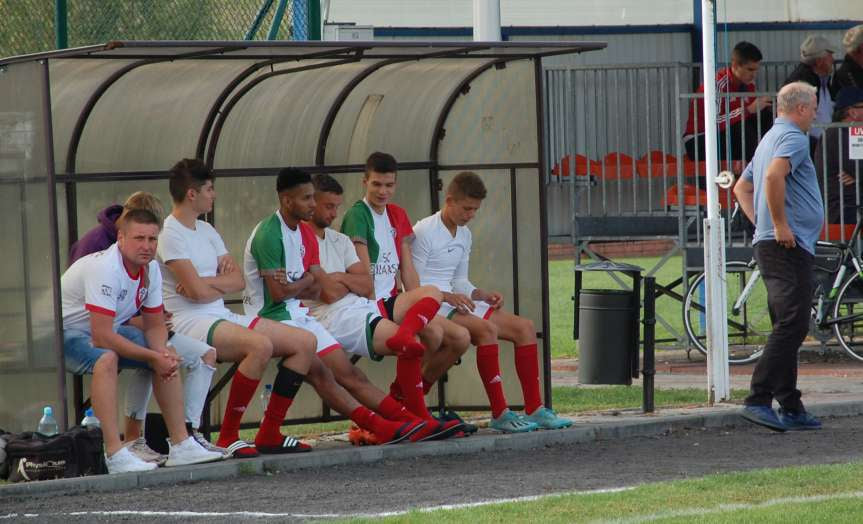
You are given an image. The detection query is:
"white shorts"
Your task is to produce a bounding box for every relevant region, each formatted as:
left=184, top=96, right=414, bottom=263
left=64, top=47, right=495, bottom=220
left=167, top=331, right=214, bottom=366
left=172, top=308, right=261, bottom=346
left=438, top=301, right=495, bottom=321
left=316, top=299, right=385, bottom=362
left=281, top=315, right=341, bottom=357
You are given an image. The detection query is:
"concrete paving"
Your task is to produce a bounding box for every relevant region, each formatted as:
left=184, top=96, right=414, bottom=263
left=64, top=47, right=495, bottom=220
left=552, top=347, right=863, bottom=404
left=3, top=347, right=862, bottom=500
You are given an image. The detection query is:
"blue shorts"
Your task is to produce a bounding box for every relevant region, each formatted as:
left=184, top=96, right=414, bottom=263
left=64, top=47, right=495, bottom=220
left=63, top=325, right=152, bottom=375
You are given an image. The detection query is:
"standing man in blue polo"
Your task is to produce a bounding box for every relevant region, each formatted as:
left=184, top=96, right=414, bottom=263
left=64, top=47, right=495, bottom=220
left=733, top=81, right=823, bottom=432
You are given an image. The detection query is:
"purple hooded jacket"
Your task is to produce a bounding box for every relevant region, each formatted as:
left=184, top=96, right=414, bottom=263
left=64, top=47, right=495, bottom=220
left=68, top=204, right=124, bottom=266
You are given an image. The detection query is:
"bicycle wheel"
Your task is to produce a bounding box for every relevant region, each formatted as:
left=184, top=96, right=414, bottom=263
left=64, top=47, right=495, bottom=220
left=683, top=261, right=771, bottom=364
left=832, top=272, right=863, bottom=362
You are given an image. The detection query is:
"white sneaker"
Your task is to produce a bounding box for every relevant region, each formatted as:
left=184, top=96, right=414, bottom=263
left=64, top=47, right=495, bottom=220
left=165, top=436, right=224, bottom=467
left=192, top=431, right=231, bottom=459
left=105, top=446, right=158, bottom=474
left=125, top=437, right=167, bottom=466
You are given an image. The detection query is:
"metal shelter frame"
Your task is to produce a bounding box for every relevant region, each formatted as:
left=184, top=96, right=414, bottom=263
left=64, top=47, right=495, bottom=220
left=0, top=40, right=605, bottom=431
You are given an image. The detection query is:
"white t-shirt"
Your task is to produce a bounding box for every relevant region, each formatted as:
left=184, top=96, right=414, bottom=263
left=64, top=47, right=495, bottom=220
left=242, top=211, right=312, bottom=319
left=157, top=214, right=228, bottom=318
left=62, top=243, right=164, bottom=333
left=412, top=211, right=476, bottom=297
left=366, top=199, right=399, bottom=300
left=306, top=227, right=364, bottom=319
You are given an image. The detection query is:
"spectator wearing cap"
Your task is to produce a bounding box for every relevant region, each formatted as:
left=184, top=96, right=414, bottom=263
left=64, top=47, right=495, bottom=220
left=832, top=25, right=863, bottom=92
left=784, top=35, right=838, bottom=154
left=814, top=87, right=863, bottom=224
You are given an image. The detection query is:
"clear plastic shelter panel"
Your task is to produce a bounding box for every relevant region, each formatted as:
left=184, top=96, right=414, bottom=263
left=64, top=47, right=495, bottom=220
left=0, top=61, right=65, bottom=431
left=434, top=169, right=542, bottom=409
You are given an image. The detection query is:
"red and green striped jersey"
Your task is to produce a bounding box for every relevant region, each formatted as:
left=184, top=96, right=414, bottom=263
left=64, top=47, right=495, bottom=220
left=340, top=199, right=414, bottom=299
left=243, top=211, right=319, bottom=321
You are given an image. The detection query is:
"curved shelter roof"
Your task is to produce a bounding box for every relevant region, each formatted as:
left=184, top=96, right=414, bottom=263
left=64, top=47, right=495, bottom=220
left=0, top=40, right=607, bottom=175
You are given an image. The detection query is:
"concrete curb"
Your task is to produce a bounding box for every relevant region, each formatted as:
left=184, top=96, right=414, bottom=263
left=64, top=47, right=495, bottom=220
left=3, top=399, right=862, bottom=499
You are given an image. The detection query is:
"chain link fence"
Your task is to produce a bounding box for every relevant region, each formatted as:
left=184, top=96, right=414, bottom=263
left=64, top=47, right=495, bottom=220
left=0, top=0, right=309, bottom=59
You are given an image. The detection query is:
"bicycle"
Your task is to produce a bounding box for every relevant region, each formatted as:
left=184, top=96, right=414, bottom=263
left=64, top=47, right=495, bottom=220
left=683, top=211, right=863, bottom=364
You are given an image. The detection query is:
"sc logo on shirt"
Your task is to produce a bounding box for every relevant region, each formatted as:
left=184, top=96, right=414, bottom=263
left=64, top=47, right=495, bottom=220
left=390, top=227, right=396, bottom=238
left=136, top=287, right=148, bottom=307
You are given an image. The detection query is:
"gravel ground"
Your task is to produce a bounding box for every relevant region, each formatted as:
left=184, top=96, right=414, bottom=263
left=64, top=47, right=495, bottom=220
left=3, top=414, right=862, bottom=523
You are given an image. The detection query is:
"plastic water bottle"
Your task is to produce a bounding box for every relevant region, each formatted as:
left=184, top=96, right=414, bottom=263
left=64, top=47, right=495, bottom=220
left=260, top=383, right=273, bottom=411
left=81, top=408, right=100, bottom=429
left=37, top=406, right=59, bottom=437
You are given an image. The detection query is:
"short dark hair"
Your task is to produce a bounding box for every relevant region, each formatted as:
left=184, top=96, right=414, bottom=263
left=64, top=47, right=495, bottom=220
left=447, top=172, right=487, bottom=200
left=833, top=105, right=851, bottom=122
left=312, top=173, right=343, bottom=195
left=732, top=41, right=763, bottom=65
left=169, top=158, right=213, bottom=203
left=276, top=167, right=312, bottom=193
left=118, top=208, right=160, bottom=230
left=365, top=152, right=397, bottom=177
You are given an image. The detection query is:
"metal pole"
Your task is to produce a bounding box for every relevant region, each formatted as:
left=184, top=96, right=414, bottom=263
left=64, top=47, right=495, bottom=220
left=473, top=0, right=501, bottom=41
left=642, top=277, right=656, bottom=413
left=245, top=0, right=274, bottom=40
left=308, top=0, right=322, bottom=40
left=700, top=0, right=731, bottom=403
left=55, top=0, right=68, bottom=49
left=267, top=0, right=290, bottom=40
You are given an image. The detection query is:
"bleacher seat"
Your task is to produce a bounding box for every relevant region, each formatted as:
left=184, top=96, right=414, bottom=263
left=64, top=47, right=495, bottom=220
left=551, top=154, right=601, bottom=178
left=636, top=150, right=677, bottom=178
left=601, top=152, right=635, bottom=179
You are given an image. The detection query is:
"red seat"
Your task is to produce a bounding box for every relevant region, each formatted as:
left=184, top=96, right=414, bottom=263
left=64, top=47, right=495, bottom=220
left=636, top=151, right=677, bottom=178
left=683, top=158, right=706, bottom=177
left=820, top=223, right=856, bottom=241
left=664, top=184, right=732, bottom=209
left=601, top=152, right=635, bottom=179
left=551, top=154, right=600, bottom=177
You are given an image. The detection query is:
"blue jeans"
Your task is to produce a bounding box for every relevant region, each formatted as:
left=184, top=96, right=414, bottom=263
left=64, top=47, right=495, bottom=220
left=63, top=325, right=152, bottom=375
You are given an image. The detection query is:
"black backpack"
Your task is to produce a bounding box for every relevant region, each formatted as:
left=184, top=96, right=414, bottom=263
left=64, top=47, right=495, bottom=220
left=4, top=426, right=107, bottom=482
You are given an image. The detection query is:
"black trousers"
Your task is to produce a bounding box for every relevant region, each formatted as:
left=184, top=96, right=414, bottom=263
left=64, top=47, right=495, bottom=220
left=684, top=109, right=774, bottom=162
left=745, top=240, right=814, bottom=412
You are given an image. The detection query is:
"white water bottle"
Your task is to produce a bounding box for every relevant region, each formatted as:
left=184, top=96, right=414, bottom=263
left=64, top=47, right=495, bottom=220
left=260, top=383, right=273, bottom=411
left=37, top=406, right=59, bottom=437
left=81, top=408, right=100, bottom=429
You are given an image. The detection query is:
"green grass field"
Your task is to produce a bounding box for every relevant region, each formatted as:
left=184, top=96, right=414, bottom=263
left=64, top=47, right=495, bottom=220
left=347, top=462, right=863, bottom=523
left=548, top=255, right=686, bottom=359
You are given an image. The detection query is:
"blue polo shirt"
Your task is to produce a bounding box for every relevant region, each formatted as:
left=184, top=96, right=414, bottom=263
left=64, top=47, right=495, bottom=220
left=741, top=117, right=824, bottom=254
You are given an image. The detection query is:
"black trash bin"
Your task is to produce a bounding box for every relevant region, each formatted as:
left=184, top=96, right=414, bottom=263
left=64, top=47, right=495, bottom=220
left=574, top=261, right=643, bottom=386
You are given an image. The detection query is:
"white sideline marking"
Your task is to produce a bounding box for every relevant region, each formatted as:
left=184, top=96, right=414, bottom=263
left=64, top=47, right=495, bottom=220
left=598, top=490, right=863, bottom=524
left=0, top=486, right=634, bottom=521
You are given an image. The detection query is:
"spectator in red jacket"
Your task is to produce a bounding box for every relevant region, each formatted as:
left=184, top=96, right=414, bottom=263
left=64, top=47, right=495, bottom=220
left=684, top=41, right=773, bottom=164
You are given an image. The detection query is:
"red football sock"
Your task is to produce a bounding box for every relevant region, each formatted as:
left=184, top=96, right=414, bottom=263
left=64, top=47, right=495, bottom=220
left=377, top=395, right=416, bottom=422
left=422, top=377, right=435, bottom=395
left=389, top=380, right=403, bottom=400
left=515, top=343, right=542, bottom=414
left=350, top=406, right=403, bottom=442
left=255, top=365, right=305, bottom=446
left=397, top=353, right=432, bottom=419
left=476, top=344, right=508, bottom=418
left=217, top=369, right=259, bottom=445
left=386, top=297, right=440, bottom=352
left=255, top=394, right=293, bottom=445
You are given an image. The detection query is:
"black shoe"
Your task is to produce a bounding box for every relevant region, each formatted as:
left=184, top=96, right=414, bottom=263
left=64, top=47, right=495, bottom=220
left=438, top=409, right=478, bottom=434
left=778, top=408, right=822, bottom=431
left=740, top=405, right=787, bottom=432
